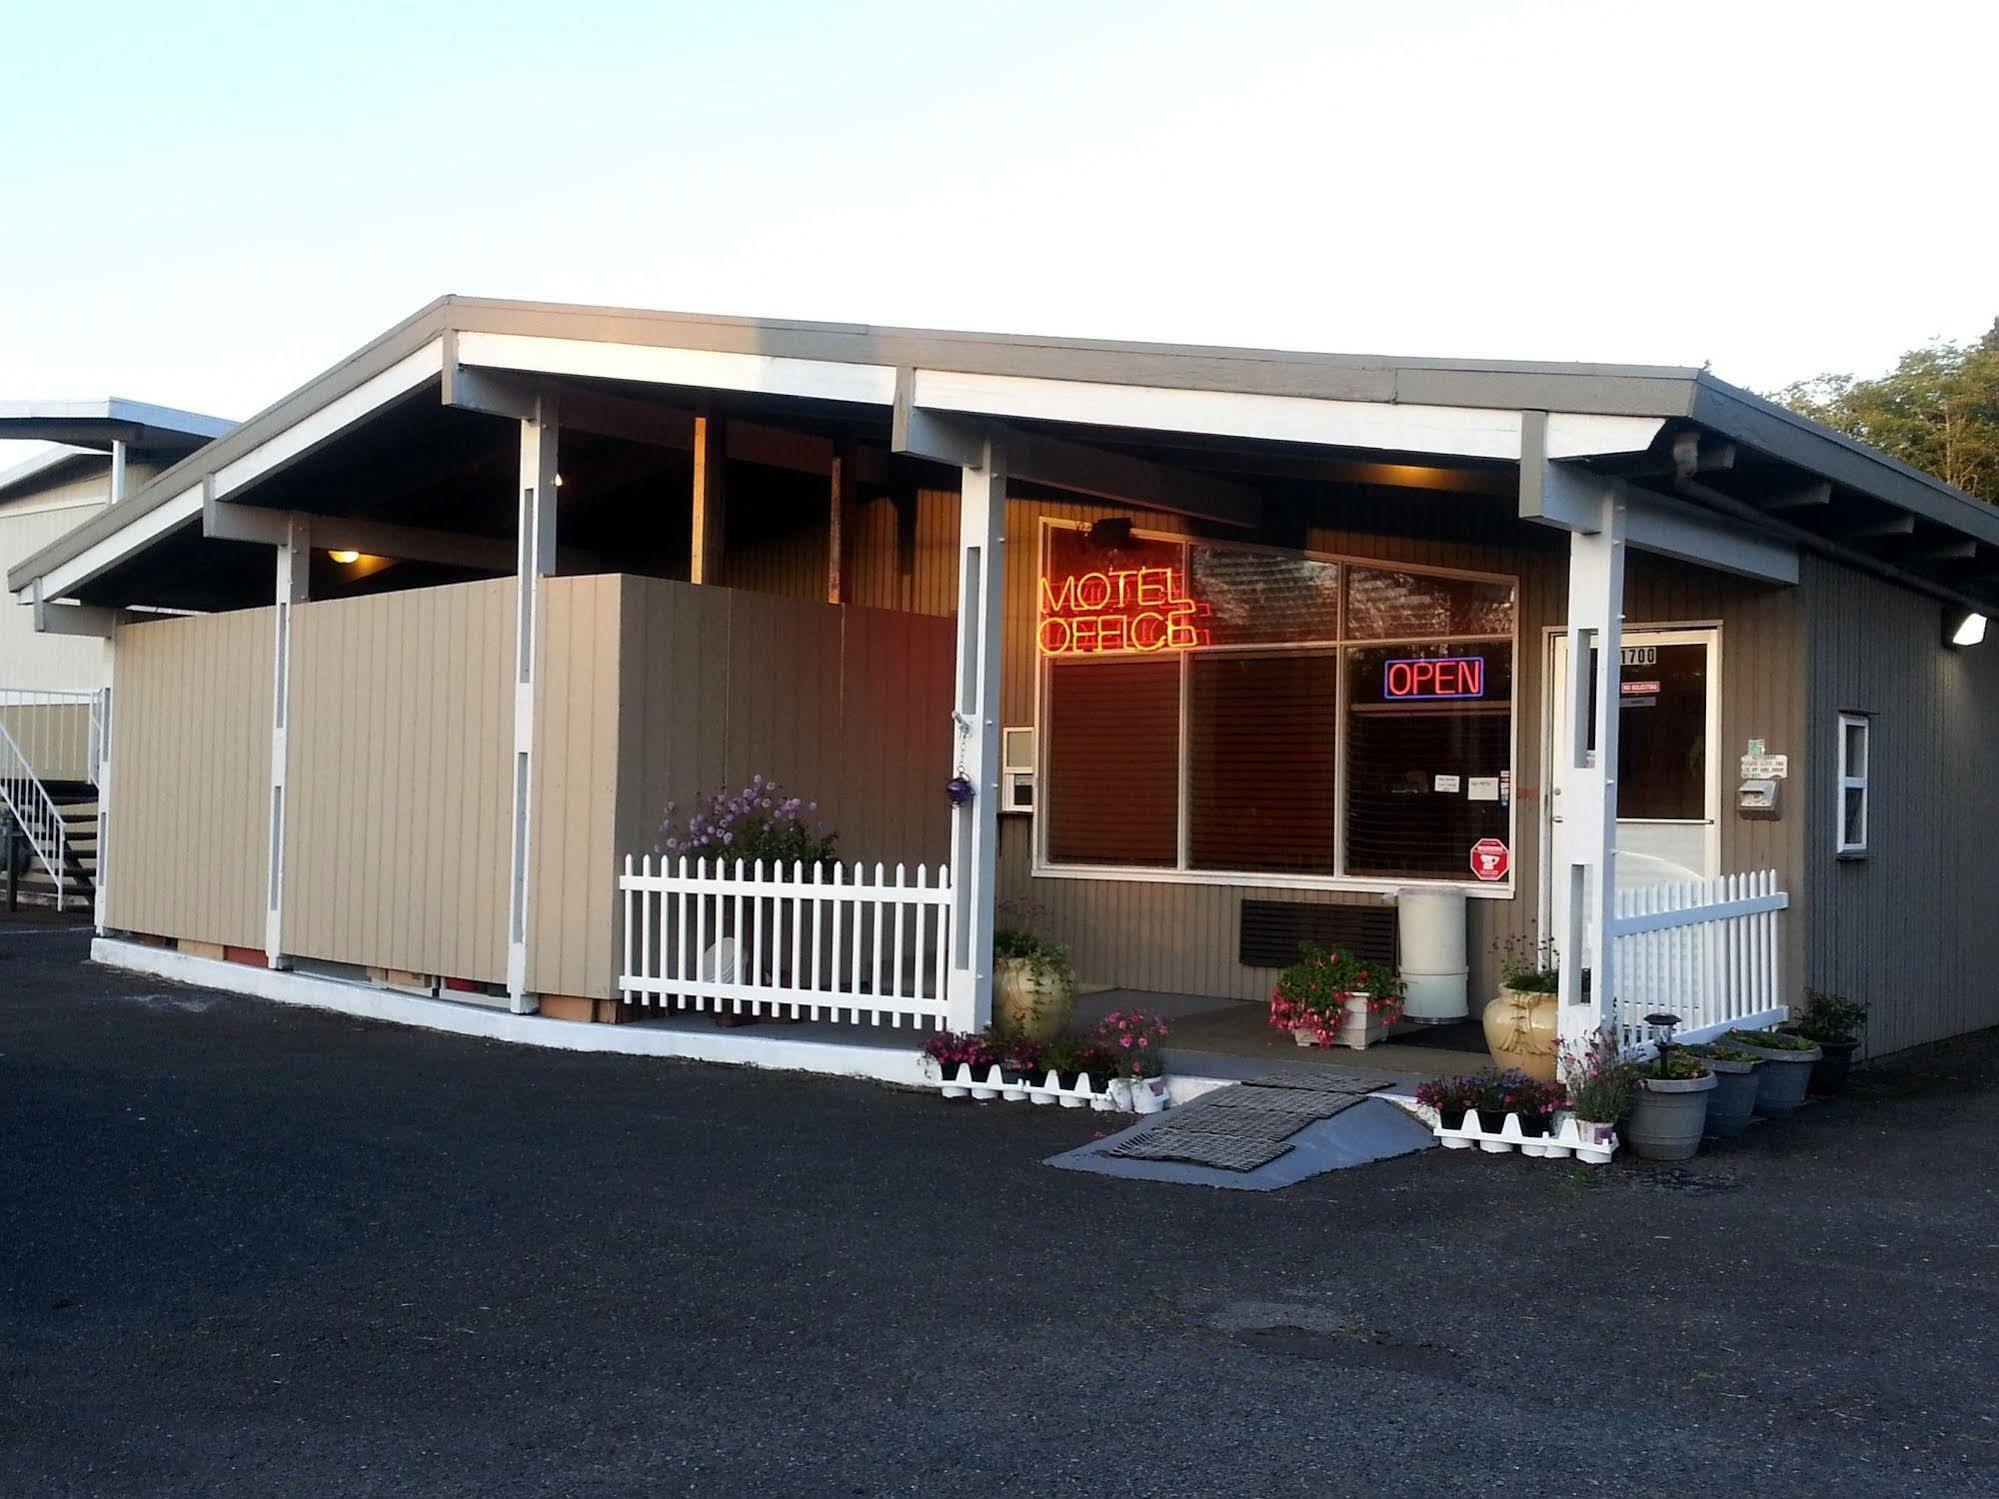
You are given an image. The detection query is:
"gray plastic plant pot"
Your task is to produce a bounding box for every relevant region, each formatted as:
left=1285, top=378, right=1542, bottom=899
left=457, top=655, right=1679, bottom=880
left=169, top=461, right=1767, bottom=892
left=1702, top=1061, right=1761, bottom=1138
left=1627, top=1072, right=1716, bottom=1161
left=1733, top=1040, right=1822, bottom=1118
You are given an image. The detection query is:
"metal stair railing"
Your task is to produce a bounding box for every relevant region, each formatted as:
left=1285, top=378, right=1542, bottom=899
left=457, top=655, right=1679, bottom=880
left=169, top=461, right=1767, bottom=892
left=0, top=716, right=75, bottom=908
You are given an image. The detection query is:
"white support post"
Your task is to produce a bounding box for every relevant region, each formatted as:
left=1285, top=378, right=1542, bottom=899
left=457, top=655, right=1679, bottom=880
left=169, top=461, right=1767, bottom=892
left=93, top=686, right=112, bottom=936
left=265, top=512, right=309, bottom=966
left=1558, top=492, right=1626, bottom=1052
left=946, top=438, right=1005, bottom=1033
left=109, top=439, right=127, bottom=506
left=506, top=394, right=559, bottom=1012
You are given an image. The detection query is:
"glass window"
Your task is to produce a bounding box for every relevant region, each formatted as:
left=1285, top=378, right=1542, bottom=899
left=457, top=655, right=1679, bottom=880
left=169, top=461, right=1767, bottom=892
left=1836, top=712, right=1869, bottom=855
left=1043, top=659, right=1180, bottom=865
left=1037, top=521, right=1518, bottom=886
left=1346, top=566, right=1515, bottom=639
left=1343, top=642, right=1513, bottom=879
left=1615, top=643, right=1708, bottom=821
left=1189, top=545, right=1340, bottom=646
left=1039, top=526, right=1191, bottom=657
left=1187, top=652, right=1339, bottom=874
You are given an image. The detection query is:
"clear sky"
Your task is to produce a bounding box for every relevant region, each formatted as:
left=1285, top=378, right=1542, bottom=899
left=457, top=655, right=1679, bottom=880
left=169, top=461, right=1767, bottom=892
left=2, top=0, right=1992, bottom=465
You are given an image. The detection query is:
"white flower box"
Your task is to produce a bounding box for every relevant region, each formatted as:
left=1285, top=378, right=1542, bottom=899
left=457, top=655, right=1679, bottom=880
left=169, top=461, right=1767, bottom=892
left=1431, top=1109, right=1617, bottom=1165
left=924, top=1060, right=1164, bottom=1112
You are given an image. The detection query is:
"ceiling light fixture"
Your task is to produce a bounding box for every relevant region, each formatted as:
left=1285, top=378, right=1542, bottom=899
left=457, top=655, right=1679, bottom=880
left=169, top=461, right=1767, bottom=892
left=329, top=549, right=360, bottom=564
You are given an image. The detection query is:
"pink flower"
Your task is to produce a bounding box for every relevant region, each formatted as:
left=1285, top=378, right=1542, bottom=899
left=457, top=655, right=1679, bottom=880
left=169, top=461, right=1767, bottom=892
left=1120, top=1035, right=1133, bottom=1048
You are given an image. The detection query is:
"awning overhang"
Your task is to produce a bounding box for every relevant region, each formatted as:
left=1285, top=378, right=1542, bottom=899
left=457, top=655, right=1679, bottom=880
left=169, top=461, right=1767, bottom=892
left=12, top=295, right=1995, bottom=616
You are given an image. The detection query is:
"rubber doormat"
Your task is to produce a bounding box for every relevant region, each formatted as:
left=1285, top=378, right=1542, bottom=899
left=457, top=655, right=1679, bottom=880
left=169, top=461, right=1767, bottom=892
left=1104, top=1088, right=1374, bottom=1171
left=1240, top=1066, right=1394, bottom=1094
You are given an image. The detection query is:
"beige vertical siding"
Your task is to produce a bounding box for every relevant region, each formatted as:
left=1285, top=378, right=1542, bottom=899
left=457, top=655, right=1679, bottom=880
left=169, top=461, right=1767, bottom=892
left=613, top=574, right=955, bottom=863
left=1801, top=553, right=1999, bottom=1055
left=527, top=574, right=625, bottom=999
left=282, top=578, right=515, bottom=984
left=597, top=575, right=954, bottom=998
left=0, top=702, right=93, bottom=782
left=0, top=501, right=114, bottom=692
left=106, top=608, right=273, bottom=949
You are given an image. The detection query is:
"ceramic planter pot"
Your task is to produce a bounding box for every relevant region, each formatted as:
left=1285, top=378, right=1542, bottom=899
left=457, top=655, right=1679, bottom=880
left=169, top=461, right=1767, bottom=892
left=1129, top=1075, right=1168, bottom=1114
left=1106, top=1077, right=1134, bottom=1111
left=1701, top=1057, right=1762, bottom=1138
left=1735, top=1039, right=1822, bottom=1118
left=1627, top=1072, right=1716, bottom=1160
left=993, top=959, right=1074, bottom=1043
left=1481, top=985, right=1559, bottom=1083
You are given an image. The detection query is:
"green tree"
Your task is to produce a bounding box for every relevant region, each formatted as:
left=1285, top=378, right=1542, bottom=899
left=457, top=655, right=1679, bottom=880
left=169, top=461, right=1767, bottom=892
left=1770, top=319, right=1999, bottom=502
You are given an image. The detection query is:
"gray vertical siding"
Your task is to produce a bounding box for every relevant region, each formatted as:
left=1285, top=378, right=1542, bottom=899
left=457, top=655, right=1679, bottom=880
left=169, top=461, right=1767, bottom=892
left=1801, top=552, right=1999, bottom=1055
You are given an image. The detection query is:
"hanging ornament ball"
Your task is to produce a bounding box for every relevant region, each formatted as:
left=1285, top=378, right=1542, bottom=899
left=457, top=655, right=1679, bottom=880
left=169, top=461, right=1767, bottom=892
left=946, top=775, right=975, bottom=806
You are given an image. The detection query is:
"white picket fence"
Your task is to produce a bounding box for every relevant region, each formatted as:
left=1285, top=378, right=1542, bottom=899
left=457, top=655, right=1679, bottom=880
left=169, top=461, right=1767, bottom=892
left=1605, top=869, right=1789, bottom=1051
left=618, top=855, right=955, bottom=1027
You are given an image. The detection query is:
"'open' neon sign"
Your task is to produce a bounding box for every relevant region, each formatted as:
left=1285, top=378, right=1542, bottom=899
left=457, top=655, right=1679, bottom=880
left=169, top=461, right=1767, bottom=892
left=1038, top=566, right=1210, bottom=656
left=1384, top=656, right=1486, bottom=700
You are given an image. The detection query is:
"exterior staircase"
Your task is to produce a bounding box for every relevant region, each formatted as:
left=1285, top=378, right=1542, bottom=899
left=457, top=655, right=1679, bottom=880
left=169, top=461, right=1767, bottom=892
left=4, top=792, right=97, bottom=911
left=0, top=692, right=103, bottom=914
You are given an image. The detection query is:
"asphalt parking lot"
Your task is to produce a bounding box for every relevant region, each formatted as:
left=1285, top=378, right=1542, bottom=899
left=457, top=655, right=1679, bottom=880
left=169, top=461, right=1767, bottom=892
left=4, top=915, right=1996, bottom=1497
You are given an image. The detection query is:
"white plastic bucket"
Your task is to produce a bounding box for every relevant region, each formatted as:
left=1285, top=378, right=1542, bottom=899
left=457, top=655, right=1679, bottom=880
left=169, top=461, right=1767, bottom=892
left=1397, top=887, right=1468, bottom=1021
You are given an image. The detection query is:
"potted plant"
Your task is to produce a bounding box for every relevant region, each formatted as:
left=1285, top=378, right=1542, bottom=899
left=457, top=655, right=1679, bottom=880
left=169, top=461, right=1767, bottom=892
left=1788, top=989, right=1870, bottom=1095
left=992, top=899, right=1077, bottom=1043
left=1097, top=1009, right=1171, bottom=1112
left=1690, top=1043, right=1763, bottom=1138
left=993, top=1031, right=1044, bottom=1102
left=655, top=776, right=838, bottom=1028
left=1482, top=935, right=1562, bottom=1083
left=1724, top=1028, right=1821, bottom=1119
left=1626, top=1045, right=1716, bottom=1161
left=1559, top=1026, right=1637, bottom=1156
left=1467, top=1066, right=1536, bottom=1152
left=1034, top=1036, right=1095, bottom=1107
left=921, top=1031, right=994, bottom=1098
left=1413, top=1073, right=1481, bottom=1142
left=1268, top=943, right=1407, bottom=1051
left=1508, top=1074, right=1569, bottom=1153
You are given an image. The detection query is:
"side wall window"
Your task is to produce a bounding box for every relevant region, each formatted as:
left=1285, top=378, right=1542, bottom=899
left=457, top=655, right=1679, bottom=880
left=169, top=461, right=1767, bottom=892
left=1836, top=712, right=1869, bottom=856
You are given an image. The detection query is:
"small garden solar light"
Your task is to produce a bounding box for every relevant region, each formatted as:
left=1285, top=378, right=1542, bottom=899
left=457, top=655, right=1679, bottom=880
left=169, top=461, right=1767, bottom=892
left=1646, top=1011, right=1681, bottom=1067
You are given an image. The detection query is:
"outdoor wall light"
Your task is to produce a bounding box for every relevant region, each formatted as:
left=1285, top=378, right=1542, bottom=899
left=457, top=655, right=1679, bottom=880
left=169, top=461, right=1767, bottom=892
left=1946, top=609, right=1987, bottom=647
left=328, top=549, right=361, bottom=564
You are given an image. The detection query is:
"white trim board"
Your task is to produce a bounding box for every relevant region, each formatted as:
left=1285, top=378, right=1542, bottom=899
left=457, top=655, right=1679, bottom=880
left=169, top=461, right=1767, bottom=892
left=454, top=330, right=899, bottom=407
left=22, top=483, right=203, bottom=602
left=92, top=938, right=1238, bottom=1104
left=916, top=369, right=1666, bottom=462
left=213, top=340, right=446, bottom=499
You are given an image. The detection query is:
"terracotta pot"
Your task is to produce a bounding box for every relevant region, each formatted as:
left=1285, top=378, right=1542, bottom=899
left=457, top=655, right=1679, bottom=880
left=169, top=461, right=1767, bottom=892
left=993, top=958, right=1074, bottom=1043
left=1481, top=986, right=1559, bottom=1083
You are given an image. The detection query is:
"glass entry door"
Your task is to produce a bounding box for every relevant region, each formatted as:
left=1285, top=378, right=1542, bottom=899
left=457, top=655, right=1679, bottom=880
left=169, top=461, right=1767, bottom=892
left=1545, top=628, right=1720, bottom=958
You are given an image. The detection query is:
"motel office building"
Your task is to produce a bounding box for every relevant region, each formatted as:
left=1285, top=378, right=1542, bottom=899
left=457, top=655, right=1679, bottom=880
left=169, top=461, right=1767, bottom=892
left=11, top=297, right=1999, bottom=1063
